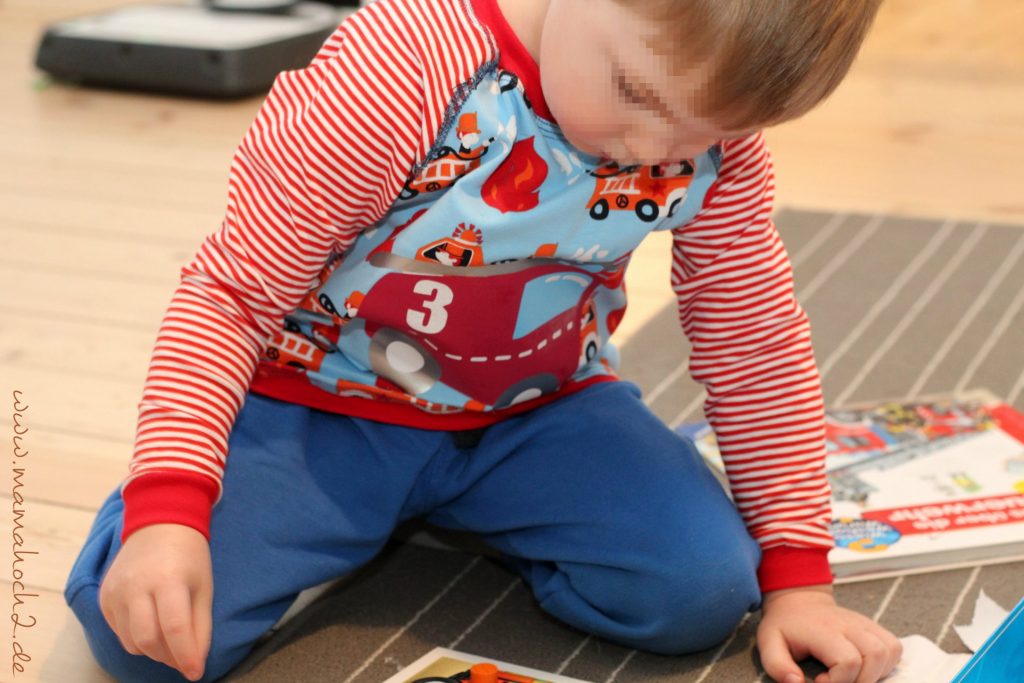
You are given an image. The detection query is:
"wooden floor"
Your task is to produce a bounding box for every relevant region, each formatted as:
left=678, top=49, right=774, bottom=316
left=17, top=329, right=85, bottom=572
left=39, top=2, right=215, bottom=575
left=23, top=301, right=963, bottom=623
left=1, top=0, right=1021, bottom=681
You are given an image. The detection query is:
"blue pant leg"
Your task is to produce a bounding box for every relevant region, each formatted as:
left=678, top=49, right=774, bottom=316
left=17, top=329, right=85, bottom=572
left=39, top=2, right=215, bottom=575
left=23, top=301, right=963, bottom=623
left=64, top=393, right=444, bottom=683
left=425, top=381, right=762, bottom=655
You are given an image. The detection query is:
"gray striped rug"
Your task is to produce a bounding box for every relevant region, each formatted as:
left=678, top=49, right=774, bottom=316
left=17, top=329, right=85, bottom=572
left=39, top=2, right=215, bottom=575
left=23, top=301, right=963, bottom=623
left=223, top=210, right=1024, bottom=683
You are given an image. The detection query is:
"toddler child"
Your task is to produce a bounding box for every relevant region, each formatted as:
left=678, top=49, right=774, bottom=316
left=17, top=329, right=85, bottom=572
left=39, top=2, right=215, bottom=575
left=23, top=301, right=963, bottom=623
left=64, top=1, right=902, bottom=682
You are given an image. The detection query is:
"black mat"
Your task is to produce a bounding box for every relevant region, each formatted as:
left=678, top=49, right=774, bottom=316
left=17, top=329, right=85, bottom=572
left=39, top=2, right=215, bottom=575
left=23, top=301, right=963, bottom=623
left=224, top=209, right=1024, bottom=683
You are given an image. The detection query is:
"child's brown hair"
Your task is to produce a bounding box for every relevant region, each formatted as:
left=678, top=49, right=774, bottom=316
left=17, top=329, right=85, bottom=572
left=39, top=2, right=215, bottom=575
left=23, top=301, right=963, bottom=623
left=614, top=0, right=884, bottom=130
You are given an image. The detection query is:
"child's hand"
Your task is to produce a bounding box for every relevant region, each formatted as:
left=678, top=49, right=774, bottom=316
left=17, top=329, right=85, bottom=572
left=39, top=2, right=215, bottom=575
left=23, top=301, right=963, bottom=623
left=98, top=523, right=213, bottom=681
left=756, top=584, right=903, bottom=683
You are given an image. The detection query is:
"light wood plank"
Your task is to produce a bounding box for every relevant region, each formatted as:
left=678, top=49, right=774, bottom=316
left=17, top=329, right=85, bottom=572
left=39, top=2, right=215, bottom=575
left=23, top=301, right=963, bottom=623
left=769, top=75, right=1024, bottom=223
left=2, top=190, right=221, bottom=245
left=0, top=263, right=180, bottom=329
left=0, top=315, right=157, bottom=384
left=1, top=226, right=195, bottom=286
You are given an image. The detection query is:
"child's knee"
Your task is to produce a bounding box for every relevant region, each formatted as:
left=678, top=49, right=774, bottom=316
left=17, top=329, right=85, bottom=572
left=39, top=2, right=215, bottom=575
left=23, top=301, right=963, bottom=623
left=641, top=533, right=762, bottom=653
left=622, top=557, right=760, bottom=654
left=644, top=562, right=761, bottom=654
left=545, top=533, right=762, bottom=655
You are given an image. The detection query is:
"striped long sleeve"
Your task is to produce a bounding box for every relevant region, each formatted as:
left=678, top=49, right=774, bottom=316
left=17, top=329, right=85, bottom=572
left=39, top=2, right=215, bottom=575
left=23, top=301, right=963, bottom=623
left=671, top=132, right=834, bottom=592
left=119, top=0, right=491, bottom=544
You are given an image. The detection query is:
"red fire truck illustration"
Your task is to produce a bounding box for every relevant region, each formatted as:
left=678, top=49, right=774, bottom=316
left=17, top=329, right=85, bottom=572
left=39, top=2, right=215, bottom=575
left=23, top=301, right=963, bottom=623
left=263, top=329, right=328, bottom=373
left=586, top=160, right=695, bottom=222
left=400, top=112, right=496, bottom=199
left=358, top=253, right=605, bottom=408
left=824, top=418, right=894, bottom=457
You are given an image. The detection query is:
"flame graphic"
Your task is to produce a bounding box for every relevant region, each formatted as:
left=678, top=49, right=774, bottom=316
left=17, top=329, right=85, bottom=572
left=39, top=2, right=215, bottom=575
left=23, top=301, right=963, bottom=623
left=482, top=137, right=548, bottom=213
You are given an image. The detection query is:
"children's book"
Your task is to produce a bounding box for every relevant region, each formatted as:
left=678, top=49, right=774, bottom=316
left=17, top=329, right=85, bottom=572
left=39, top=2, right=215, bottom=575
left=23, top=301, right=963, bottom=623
left=381, top=647, right=593, bottom=683
left=677, top=390, right=1024, bottom=582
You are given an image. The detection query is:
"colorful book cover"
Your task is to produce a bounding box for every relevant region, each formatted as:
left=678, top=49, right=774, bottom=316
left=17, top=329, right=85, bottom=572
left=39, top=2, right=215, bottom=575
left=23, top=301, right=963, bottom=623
left=380, top=648, right=593, bottom=683
left=678, top=391, right=1024, bottom=581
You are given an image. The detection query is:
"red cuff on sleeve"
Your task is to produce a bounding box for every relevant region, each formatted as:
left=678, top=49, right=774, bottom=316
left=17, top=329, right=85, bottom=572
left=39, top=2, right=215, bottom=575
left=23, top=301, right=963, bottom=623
left=757, top=546, right=834, bottom=593
left=120, top=471, right=219, bottom=545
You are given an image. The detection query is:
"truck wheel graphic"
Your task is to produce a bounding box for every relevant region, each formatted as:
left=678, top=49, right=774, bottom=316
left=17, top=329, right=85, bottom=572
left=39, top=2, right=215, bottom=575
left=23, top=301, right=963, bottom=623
left=589, top=199, right=609, bottom=220
left=368, top=328, right=441, bottom=396
left=495, top=374, right=560, bottom=409
left=635, top=199, right=659, bottom=222
left=284, top=319, right=301, bottom=333
left=318, top=293, right=338, bottom=315
left=668, top=197, right=682, bottom=217
left=399, top=185, right=419, bottom=200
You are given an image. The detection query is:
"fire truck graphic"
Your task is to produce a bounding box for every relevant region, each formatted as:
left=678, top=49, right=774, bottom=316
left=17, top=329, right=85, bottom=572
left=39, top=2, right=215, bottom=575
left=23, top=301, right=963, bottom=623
left=586, top=160, right=695, bottom=222
left=263, top=329, right=328, bottom=373
left=399, top=112, right=496, bottom=200
left=825, top=418, right=896, bottom=457
left=354, top=253, right=608, bottom=408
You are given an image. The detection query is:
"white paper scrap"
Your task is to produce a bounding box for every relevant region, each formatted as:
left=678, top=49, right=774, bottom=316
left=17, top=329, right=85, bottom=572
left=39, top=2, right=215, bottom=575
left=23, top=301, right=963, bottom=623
left=953, top=590, right=1011, bottom=652
left=881, top=635, right=971, bottom=682
left=881, top=590, right=1015, bottom=681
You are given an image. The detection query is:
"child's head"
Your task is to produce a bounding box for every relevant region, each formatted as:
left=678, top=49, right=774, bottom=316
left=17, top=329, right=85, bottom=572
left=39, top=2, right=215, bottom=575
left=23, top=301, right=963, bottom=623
left=537, top=0, right=883, bottom=165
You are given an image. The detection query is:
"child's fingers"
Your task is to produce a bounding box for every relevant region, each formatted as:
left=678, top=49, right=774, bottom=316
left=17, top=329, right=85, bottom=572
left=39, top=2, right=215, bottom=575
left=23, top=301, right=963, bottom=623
left=99, top=582, right=138, bottom=655
left=128, top=595, right=176, bottom=670
left=756, top=627, right=805, bottom=683
left=154, top=584, right=201, bottom=679
left=844, top=629, right=891, bottom=683
left=807, top=634, right=863, bottom=683
left=191, top=578, right=214, bottom=678
left=874, top=627, right=903, bottom=679
left=108, top=608, right=141, bottom=656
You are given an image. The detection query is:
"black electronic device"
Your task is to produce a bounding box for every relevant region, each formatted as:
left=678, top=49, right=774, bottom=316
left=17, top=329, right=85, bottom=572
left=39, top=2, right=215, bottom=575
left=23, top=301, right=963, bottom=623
left=205, top=0, right=300, bottom=12
left=35, top=1, right=357, bottom=98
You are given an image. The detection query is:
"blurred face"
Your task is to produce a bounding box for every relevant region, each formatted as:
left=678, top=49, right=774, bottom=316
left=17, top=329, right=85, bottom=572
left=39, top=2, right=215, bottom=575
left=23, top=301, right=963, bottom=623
left=538, top=0, right=755, bottom=165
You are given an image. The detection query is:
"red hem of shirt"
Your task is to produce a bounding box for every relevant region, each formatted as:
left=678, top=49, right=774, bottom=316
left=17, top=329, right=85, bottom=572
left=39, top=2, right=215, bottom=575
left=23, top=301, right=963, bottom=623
left=469, top=0, right=555, bottom=122
left=757, top=546, right=834, bottom=594
left=249, top=362, right=615, bottom=430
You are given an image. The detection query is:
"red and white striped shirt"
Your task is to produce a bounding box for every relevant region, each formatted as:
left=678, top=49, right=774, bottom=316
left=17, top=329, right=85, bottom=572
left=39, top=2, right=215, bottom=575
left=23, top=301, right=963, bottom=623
left=120, top=0, right=834, bottom=592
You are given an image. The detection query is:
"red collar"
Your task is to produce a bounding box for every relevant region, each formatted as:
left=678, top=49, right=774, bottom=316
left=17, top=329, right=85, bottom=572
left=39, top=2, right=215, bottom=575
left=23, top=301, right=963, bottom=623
left=469, top=0, right=555, bottom=122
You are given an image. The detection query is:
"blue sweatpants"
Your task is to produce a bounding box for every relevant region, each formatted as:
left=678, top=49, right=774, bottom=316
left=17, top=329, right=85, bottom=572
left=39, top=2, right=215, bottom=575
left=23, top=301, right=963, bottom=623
left=64, top=381, right=762, bottom=682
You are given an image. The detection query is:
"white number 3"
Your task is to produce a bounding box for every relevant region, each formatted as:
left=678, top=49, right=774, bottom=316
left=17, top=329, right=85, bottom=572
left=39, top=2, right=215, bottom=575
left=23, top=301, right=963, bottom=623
left=406, top=280, right=453, bottom=334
